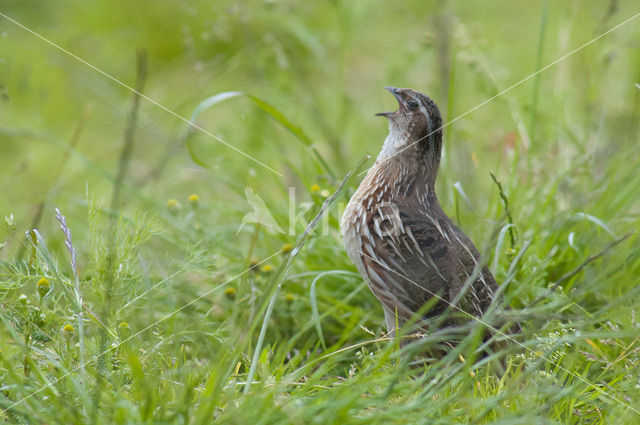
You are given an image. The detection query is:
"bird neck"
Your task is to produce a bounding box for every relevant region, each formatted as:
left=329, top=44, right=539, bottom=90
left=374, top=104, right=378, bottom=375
left=375, top=128, right=442, bottom=193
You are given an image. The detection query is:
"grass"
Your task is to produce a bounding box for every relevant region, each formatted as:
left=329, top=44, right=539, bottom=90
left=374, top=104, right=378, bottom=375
left=1, top=0, right=640, bottom=423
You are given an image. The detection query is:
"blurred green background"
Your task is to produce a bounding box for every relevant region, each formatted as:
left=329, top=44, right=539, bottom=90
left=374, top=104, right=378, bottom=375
left=1, top=1, right=640, bottom=423
left=2, top=0, right=637, bottom=243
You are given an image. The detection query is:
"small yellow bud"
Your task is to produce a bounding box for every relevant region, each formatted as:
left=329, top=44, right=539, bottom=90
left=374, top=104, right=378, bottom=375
left=224, top=287, right=236, bottom=300
left=62, top=324, right=74, bottom=341
left=117, top=322, right=131, bottom=338
left=261, top=264, right=273, bottom=273
left=310, top=184, right=321, bottom=193
left=281, top=243, right=293, bottom=255
left=249, top=259, right=260, bottom=272
left=37, top=278, right=50, bottom=299
left=284, top=293, right=295, bottom=303
left=188, top=194, right=200, bottom=209
left=167, top=199, right=180, bottom=214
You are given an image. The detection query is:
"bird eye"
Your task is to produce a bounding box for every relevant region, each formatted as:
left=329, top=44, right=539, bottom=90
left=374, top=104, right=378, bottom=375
left=407, top=100, right=419, bottom=109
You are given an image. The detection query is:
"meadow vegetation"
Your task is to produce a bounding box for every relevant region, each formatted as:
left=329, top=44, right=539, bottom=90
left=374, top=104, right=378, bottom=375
left=1, top=1, right=640, bottom=423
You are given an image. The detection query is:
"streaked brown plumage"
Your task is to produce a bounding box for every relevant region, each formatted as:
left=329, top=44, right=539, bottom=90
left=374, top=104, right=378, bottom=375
left=341, top=87, right=508, bottom=345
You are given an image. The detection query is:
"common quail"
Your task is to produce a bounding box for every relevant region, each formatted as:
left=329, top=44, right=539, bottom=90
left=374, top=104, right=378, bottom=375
left=341, top=87, right=513, bottom=348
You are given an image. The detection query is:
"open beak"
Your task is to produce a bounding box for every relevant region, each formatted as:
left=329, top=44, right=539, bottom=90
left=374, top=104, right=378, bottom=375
left=375, top=86, right=403, bottom=117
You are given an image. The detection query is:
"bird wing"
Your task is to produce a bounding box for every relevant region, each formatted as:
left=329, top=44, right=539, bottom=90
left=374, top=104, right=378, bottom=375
left=359, top=202, right=496, bottom=324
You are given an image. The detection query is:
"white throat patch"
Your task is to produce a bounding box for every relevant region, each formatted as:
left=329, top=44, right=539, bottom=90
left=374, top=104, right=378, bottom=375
left=377, top=126, right=408, bottom=161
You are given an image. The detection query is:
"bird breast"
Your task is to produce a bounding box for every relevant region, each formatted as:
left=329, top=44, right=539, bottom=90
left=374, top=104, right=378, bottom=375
left=341, top=163, right=411, bottom=279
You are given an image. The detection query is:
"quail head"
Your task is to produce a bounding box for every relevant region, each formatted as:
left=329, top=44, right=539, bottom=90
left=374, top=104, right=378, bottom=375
left=341, top=86, right=515, bottom=349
